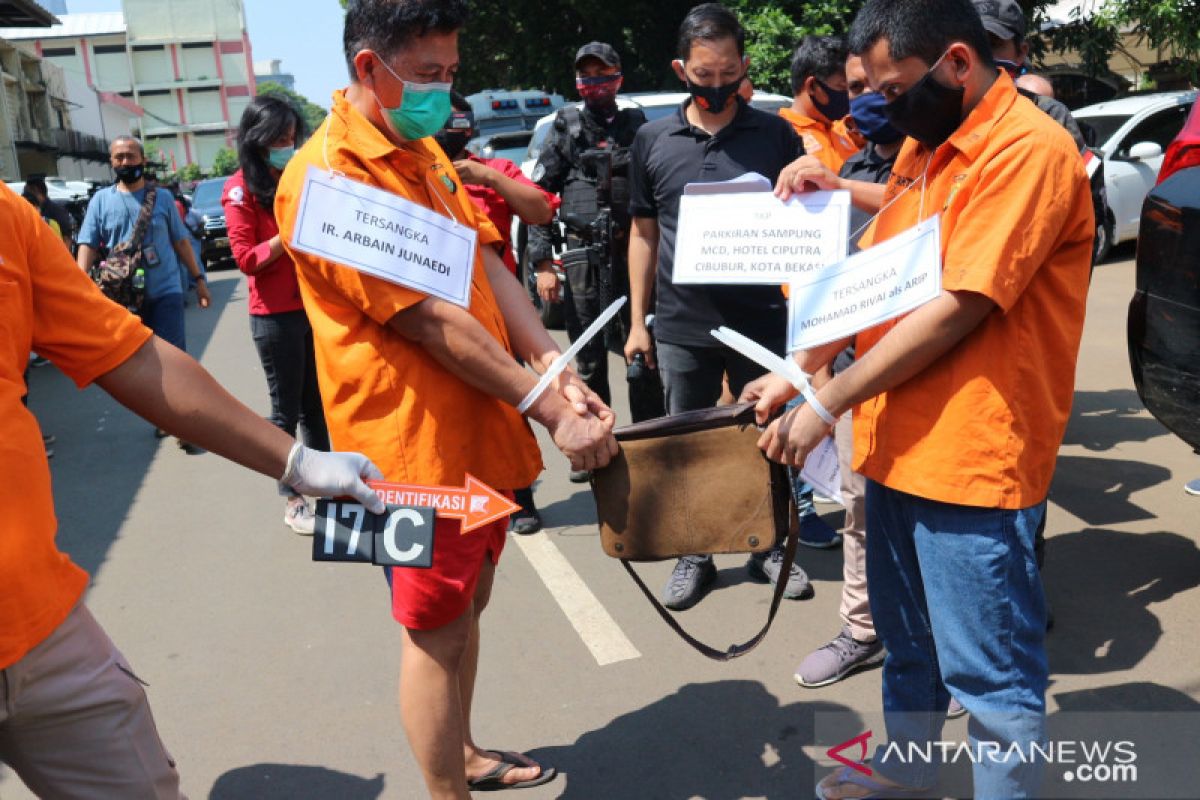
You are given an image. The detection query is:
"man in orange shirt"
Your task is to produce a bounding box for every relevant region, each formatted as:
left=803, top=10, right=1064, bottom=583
left=779, top=35, right=861, bottom=173
left=0, top=182, right=383, bottom=797
left=748, top=0, right=1092, bottom=797
left=274, top=2, right=616, bottom=796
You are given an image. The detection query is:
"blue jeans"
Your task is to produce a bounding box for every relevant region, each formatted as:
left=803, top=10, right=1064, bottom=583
left=866, top=480, right=1048, bottom=798
left=141, top=292, right=185, bottom=352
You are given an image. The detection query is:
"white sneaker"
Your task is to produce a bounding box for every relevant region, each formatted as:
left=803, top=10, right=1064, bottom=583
left=284, top=497, right=316, bottom=535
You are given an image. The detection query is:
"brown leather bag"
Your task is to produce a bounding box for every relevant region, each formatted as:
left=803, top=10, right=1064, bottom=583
left=591, top=403, right=797, bottom=660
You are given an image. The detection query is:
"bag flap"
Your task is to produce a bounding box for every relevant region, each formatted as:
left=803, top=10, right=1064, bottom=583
left=614, top=402, right=758, bottom=442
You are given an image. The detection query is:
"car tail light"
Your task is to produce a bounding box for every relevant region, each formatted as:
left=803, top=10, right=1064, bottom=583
left=1157, top=103, right=1200, bottom=184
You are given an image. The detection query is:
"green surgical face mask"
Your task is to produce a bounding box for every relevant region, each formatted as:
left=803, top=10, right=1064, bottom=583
left=374, top=56, right=452, bottom=141
left=267, top=146, right=294, bottom=170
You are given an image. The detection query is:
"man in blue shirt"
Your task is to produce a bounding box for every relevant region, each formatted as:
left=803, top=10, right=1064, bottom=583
left=77, top=136, right=210, bottom=351
left=78, top=136, right=210, bottom=448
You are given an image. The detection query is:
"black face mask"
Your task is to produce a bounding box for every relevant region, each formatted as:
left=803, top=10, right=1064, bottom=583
left=114, top=164, right=145, bottom=185
left=883, top=57, right=965, bottom=149
left=686, top=74, right=743, bottom=114
left=434, top=129, right=472, bottom=159
left=813, top=78, right=850, bottom=122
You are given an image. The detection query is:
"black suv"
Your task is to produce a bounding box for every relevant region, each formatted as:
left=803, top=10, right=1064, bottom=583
left=1127, top=102, right=1200, bottom=450
left=190, top=176, right=232, bottom=269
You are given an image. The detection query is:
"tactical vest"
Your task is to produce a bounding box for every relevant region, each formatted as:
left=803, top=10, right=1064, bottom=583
left=556, top=106, right=645, bottom=228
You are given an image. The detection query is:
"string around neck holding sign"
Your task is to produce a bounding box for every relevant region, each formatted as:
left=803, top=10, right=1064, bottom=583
left=847, top=151, right=936, bottom=243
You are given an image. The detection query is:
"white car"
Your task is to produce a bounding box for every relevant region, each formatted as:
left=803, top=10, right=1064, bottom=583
left=1075, top=91, right=1197, bottom=253
left=520, top=90, right=792, bottom=178
left=5, top=178, right=83, bottom=203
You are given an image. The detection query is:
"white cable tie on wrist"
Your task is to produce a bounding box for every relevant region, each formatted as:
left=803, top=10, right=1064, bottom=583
left=710, top=325, right=840, bottom=425
left=517, top=296, right=628, bottom=415
left=281, top=441, right=304, bottom=486
left=800, top=385, right=838, bottom=427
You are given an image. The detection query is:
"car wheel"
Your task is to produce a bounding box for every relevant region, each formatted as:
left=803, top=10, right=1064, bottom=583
left=1093, top=216, right=1113, bottom=265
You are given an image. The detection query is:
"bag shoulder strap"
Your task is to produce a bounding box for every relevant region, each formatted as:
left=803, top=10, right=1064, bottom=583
left=618, top=461, right=798, bottom=661
left=128, top=185, right=158, bottom=251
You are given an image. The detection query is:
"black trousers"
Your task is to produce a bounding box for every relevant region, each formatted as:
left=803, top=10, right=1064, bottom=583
left=562, top=252, right=664, bottom=423
left=250, top=311, right=329, bottom=494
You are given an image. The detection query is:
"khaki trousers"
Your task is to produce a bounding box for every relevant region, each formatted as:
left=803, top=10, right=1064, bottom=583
left=837, top=411, right=875, bottom=642
left=0, top=603, right=184, bottom=799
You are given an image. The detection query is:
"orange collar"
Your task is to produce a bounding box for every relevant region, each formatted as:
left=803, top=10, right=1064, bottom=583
left=937, top=72, right=1018, bottom=162
left=779, top=106, right=830, bottom=131
left=328, top=89, right=440, bottom=171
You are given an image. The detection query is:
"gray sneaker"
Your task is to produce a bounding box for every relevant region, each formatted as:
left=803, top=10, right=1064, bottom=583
left=795, top=627, right=885, bottom=687
left=746, top=546, right=814, bottom=599
left=947, top=697, right=967, bottom=719
left=661, top=555, right=716, bottom=610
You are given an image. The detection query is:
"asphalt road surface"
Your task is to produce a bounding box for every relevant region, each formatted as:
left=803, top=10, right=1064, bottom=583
left=5, top=243, right=1199, bottom=799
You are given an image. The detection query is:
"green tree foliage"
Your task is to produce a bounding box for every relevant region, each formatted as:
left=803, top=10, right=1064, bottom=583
left=730, top=0, right=864, bottom=94
left=210, top=147, right=240, bottom=177
left=175, top=163, right=203, bottom=183
left=142, top=139, right=167, bottom=174
left=257, top=81, right=330, bottom=135
left=334, top=0, right=1195, bottom=93
left=1036, top=0, right=1200, bottom=82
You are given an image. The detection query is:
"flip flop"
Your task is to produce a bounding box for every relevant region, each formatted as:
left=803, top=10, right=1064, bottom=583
left=816, top=766, right=932, bottom=799
left=466, top=750, right=558, bottom=792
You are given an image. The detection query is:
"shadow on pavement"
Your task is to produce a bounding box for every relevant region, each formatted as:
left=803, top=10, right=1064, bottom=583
left=1062, top=389, right=1169, bottom=452
left=209, top=764, right=385, bottom=799
left=1053, top=680, right=1200, bottom=713
left=537, top=487, right=600, bottom=531
left=25, top=275, right=241, bottom=577
left=1047, top=454, right=1171, bottom=526
left=1045, top=528, right=1200, bottom=675
left=528, top=680, right=859, bottom=799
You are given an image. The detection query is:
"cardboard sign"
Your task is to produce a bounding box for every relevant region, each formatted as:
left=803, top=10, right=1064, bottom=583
left=787, top=215, right=942, bottom=352
left=674, top=174, right=850, bottom=286
left=290, top=166, right=477, bottom=308
left=313, top=500, right=435, bottom=569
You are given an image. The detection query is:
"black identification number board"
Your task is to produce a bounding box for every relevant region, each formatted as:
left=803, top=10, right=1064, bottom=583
left=313, top=500, right=436, bottom=568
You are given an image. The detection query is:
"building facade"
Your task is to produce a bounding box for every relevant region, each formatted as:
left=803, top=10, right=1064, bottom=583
left=2, top=0, right=256, bottom=173
left=2, top=0, right=127, bottom=182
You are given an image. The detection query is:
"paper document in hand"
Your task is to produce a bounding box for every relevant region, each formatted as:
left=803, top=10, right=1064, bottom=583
left=800, top=436, right=843, bottom=507
left=290, top=166, right=478, bottom=308
left=674, top=190, right=850, bottom=285
left=787, top=215, right=942, bottom=352
left=683, top=171, right=773, bottom=195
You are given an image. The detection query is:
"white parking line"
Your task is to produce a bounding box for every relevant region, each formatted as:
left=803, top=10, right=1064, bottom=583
left=510, top=532, right=641, bottom=666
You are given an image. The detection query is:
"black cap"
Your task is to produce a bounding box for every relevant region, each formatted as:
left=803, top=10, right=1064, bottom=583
left=574, top=42, right=620, bottom=69
left=973, top=0, right=1025, bottom=40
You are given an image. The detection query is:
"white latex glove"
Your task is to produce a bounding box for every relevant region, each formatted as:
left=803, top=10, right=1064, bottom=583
left=280, top=444, right=386, bottom=514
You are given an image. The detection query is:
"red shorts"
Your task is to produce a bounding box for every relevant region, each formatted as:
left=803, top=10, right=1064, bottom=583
left=384, top=502, right=509, bottom=630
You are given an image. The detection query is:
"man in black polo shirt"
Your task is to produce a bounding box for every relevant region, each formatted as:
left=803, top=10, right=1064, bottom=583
left=624, top=2, right=807, bottom=611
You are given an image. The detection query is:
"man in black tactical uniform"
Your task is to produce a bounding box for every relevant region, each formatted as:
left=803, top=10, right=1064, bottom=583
left=529, top=43, right=662, bottom=481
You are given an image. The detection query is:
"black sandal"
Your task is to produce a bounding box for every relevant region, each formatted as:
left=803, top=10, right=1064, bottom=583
left=466, top=750, right=557, bottom=792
